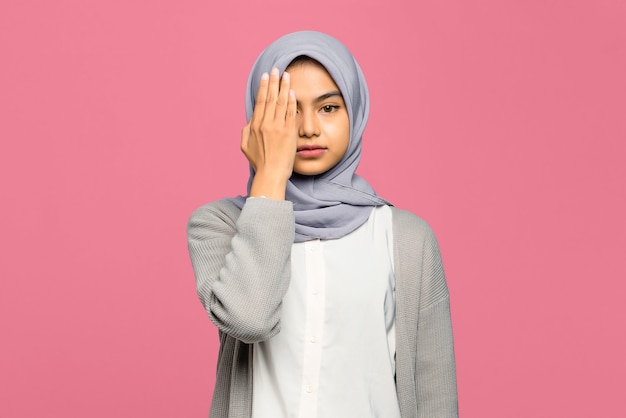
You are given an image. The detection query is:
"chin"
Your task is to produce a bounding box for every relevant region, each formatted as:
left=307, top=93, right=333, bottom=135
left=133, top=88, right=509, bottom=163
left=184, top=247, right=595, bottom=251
left=293, top=166, right=329, bottom=176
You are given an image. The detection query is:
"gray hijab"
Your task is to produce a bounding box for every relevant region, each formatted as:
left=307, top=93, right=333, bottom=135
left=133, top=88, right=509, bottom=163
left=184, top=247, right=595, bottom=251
left=230, top=31, right=390, bottom=242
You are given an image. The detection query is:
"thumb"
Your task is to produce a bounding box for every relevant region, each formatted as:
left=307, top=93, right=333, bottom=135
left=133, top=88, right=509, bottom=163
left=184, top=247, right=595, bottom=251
left=240, top=123, right=251, bottom=152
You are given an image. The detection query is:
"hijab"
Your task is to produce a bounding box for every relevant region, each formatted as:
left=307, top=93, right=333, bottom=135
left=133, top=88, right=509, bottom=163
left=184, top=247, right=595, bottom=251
left=229, top=31, right=391, bottom=242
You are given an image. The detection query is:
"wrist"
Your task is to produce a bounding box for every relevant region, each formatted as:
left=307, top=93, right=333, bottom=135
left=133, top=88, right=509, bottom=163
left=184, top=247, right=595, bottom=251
left=249, top=170, right=289, bottom=200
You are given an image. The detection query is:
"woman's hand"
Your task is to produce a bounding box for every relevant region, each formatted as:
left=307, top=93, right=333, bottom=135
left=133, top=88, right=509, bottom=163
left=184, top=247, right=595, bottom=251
left=241, top=67, right=297, bottom=200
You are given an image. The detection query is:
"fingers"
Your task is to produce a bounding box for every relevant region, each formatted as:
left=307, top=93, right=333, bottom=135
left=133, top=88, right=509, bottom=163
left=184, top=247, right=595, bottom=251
left=285, top=89, right=297, bottom=130
left=252, top=67, right=294, bottom=125
left=274, top=71, right=290, bottom=120
left=263, top=67, right=280, bottom=123
left=251, top=72, right=269, bottom=127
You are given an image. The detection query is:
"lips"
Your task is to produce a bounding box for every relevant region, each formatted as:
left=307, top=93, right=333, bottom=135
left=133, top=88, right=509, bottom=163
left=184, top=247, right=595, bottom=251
left=296, top=144, right=327, bottom=158
left=297, top=145, right=325, bottom=151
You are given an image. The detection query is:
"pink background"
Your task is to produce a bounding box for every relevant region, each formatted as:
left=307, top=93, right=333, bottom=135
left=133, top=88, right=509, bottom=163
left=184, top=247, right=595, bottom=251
left=1, top=1, right=625, bottom=417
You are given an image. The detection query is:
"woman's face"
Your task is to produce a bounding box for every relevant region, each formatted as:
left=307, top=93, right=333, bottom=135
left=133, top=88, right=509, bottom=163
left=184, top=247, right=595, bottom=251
left=286, top=60, right=350, bottom=176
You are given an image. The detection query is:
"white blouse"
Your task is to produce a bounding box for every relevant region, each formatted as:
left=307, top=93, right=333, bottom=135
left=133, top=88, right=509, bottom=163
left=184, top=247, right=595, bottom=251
left=252, top=205, right=401, bottom=418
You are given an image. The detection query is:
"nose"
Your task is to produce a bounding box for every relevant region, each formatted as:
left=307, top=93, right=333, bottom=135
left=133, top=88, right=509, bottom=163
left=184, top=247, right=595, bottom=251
left=298, top=108, right=320, bottom=138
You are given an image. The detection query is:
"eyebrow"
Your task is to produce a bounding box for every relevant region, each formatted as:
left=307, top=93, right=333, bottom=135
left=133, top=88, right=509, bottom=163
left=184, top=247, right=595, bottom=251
left=314, top=91, right=343, bottom=103
left=297, top=91, right=343, bottom=106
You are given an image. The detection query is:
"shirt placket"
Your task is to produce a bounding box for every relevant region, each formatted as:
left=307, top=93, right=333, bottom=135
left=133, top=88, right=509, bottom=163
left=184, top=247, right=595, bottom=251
left=298, top=238, right=325, bottom=418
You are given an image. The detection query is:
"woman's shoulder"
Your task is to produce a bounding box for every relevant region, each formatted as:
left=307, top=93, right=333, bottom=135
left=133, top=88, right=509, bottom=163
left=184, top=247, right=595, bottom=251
left=187, top=197, right=295, bottom=241
left=189, top=199, right=241, bottom=222
left=187, top=199, right=241, bottom=241
left=389, top=206, right=448, bottom=308
left=389, top=206, right=436, bottom=240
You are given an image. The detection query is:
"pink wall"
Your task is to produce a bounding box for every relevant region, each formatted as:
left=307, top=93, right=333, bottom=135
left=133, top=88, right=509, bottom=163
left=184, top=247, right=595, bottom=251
left=1, top=1, right=624, bottom=416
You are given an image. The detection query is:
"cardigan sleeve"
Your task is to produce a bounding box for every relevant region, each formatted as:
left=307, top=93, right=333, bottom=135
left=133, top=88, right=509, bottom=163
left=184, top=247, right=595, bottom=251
left=391, top=207, right=458, bottom=417
left=415, top=228, right=458, bottom=417
left=186, top=198, right=295, bottom=343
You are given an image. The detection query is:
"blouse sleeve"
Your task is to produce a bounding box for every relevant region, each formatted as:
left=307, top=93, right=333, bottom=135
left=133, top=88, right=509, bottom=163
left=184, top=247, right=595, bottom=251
left=186, top=198, right=295, bottom=343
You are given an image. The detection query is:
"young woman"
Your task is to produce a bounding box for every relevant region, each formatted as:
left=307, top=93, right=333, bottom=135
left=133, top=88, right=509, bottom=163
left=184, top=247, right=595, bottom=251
left=187, top=31, right=458, bottom=418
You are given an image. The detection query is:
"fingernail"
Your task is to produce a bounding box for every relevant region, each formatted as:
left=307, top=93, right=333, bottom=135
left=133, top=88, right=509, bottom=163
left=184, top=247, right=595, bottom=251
left=271, top=67, right=279, bottom=76
left=282, top=72, right=290, bottom=82
left=261, top=72, right=269, bottom=81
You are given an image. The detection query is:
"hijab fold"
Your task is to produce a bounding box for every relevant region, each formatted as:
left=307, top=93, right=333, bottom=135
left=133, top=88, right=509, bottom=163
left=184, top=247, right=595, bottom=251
left=229, top=31, right=391, bottom=242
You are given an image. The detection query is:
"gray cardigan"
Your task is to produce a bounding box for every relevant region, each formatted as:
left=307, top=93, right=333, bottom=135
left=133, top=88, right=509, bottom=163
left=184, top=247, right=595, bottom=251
left=187, top=198, right=458, bottom=417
